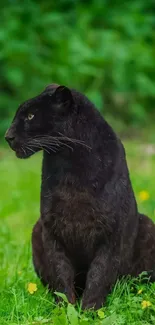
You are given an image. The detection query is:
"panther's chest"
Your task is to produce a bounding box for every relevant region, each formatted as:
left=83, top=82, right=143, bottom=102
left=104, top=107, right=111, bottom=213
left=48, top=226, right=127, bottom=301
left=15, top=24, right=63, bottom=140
left=42, top=189, right=106, bottom=261
left=52, top=211, right=100, bottom=266
left=51, top=209, right=98, bottom=246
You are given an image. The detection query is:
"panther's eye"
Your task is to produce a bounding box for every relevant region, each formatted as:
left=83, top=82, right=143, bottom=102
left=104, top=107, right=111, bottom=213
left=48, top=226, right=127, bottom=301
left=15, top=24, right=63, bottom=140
left=28, top=113, right=34, bottom=120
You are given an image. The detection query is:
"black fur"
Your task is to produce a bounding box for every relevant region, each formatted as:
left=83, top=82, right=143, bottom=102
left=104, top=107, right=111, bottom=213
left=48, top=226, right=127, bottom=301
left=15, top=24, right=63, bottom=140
left=5, top=85, right=155, bottom=309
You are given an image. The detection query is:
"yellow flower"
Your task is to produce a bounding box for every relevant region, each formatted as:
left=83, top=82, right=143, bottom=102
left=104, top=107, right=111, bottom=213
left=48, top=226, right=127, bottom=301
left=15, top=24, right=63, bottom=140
left=138, top=289, right=143, bottom=294
left=139, top=191, right=150, bottom=201
left=27, top=282, right=38, bottom=294
left=97, top=310, right=105, bottom=319
left=141, top=300, right=152, bottom=309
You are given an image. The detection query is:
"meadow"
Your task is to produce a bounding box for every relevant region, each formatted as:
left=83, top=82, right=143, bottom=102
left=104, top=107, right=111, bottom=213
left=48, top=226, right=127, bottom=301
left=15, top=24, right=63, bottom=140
left=0, top=141, right=155, bottom=325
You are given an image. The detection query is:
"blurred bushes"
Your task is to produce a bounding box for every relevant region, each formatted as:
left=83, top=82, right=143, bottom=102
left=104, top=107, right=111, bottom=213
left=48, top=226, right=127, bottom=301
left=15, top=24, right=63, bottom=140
left=1, top=0, right=155, bottom=137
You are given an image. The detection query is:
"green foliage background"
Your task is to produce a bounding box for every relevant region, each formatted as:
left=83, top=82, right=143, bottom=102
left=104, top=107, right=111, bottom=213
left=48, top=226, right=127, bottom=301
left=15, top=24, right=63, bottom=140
left=1, top=0, right=155, bottom=137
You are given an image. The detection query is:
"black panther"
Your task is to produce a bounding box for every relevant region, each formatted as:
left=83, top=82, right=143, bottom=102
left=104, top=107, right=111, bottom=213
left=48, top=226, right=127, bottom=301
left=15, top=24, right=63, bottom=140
left=5, top=84, right=155, bottom=309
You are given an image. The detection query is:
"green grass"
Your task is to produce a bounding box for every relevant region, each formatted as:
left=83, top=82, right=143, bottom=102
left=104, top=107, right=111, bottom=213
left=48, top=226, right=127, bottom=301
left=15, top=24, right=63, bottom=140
left=0, top=141, right=155, bottom=325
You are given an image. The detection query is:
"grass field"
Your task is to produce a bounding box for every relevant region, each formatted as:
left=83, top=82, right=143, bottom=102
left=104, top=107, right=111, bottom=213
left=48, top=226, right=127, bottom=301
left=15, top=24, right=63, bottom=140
left=0, top=141, right=155, bottom=325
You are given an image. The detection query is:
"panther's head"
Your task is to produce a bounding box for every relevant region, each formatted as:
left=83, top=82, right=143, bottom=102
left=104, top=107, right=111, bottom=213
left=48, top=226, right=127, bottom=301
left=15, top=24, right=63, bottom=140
left=5, top=84, right=75, bottom=158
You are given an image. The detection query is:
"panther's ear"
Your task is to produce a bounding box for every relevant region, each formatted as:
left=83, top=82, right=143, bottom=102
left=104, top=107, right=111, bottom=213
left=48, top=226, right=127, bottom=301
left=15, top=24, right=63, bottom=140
left=44, top=83, right=59, bottom=92
left=52, top=86, right=74, bottom=114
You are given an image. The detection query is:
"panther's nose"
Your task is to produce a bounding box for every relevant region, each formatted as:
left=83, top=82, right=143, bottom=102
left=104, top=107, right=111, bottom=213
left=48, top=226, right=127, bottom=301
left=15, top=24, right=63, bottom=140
left=5, top=134, right=15, bottom=144
left=5, top=129, right=15, bottom=146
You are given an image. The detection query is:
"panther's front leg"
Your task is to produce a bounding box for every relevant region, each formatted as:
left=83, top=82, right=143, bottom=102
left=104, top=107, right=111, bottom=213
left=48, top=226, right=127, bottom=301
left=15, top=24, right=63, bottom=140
left=82, top=246, right=120, bottom=309
left=42, top=225, right=76, bottom=304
